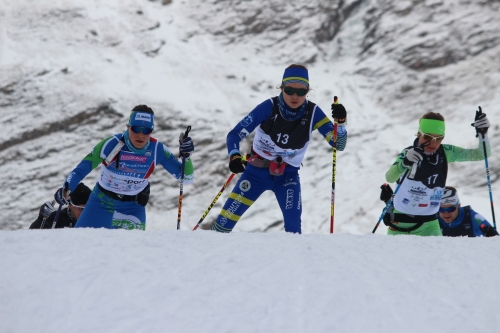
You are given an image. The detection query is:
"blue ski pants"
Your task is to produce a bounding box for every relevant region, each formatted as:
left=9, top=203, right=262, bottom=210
left=75, top=183, right=146, bottom=230
left=211, top=164, right=302, bottom=233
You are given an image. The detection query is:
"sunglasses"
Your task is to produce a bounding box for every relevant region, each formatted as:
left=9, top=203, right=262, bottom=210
left=283, top=86, right=309, bottom=97
left=419, top=130, right=444, bottom=143
left=70, top=200, right=86, bottom=210
left=130, top=126, right=153, bottom=135
left=439, top=204, right=458, bottom=213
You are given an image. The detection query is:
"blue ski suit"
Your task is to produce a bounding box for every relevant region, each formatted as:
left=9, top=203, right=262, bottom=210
left=63, top=133, right=194, bottom=230
left=439, top=206, right=494, bottom=237
left=212, top=96, right=347, bottom=233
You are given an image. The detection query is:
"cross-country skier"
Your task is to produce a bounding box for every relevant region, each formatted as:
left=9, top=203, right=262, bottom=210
left=211, top=64, right=348, bottom=233
left=379, top=184, right=498, bottom=237
left=438, top=186, right=498, bottom=237
left=53, top=105, right=195, bottom=230
left=383, top=110, right=491, bottom=236
left=30, top=182, right=91, bottom=229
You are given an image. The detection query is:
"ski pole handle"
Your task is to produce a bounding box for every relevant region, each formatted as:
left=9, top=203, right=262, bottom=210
left=178, top=125, right=192, bottom=158
left=51, top=203, right=63, bottom=229
left=183, top=126, right=191, bottom=139
left=177, top=125, right=192, bottom=230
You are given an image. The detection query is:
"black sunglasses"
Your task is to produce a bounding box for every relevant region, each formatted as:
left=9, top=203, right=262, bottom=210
left=283, top=86, right=308, bottom=97
left=130, top=126, right=153, bottom=135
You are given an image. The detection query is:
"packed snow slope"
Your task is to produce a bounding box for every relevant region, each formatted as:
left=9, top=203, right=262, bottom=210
left=1, top=0, right=500, bottom=233
left=1, top=229, right=500, bottom=333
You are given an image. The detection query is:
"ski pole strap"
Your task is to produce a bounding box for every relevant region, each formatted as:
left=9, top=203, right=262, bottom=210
left=393, top=213, right=437, bottom=223
left=385, top=221, right=424, bottom=233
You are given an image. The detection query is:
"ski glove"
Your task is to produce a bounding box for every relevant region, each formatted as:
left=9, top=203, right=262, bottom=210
left=402, top=147, right=424, bottom=169
left=229, top=153, right=246, bottom=174
left=481, top=224, right=499, bottom=237
left=471, top=109, right=489, bottom=137
left=382, top=206, right=395, bottom=226
left=54, top=187, right=69, bottom=205
left=179, top=136, right=194, bottom=158
left=39, top=201, right=55, bottom=219
left=380, top=184, right=393, bottom=203
left=331, top=104, right=347, bottom=125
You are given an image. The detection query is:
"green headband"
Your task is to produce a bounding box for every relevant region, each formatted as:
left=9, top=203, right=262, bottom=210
left=419, top=119, right=445, bottom=136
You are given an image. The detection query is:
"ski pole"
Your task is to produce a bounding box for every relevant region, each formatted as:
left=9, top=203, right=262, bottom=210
left=474, top=106, right=496, bottom=230
left=193, top=173, right=236, bottom=231
left=331, top=96, right=339, bottom=234
left=51, top=203, right=63, bottom=229
left=372, top=141, right=425, bottom=233
left=372, top=169, right=410, bottom=234
left=372, top=168, right=410, bottom=234
left=177, top=125, right=191, bottom=230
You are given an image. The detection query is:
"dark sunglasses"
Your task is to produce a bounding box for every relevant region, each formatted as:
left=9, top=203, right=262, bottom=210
left=283, top=86, right=308, bottom=97
left=130, top=126, right=153, bottom=135
left=439, top=205, right=458, bottom=213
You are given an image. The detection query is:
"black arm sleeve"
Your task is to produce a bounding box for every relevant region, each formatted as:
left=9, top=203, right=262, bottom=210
left=29, top=216, right=44, bottom=229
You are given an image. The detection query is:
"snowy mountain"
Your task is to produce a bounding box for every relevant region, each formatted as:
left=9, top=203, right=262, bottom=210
left=2, top=2, right=500, bottom=332
left=1, top=0, right=499, bottom=233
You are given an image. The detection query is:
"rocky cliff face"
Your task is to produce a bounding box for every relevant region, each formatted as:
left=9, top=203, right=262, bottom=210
left=1, top=0, right=499, bottom=231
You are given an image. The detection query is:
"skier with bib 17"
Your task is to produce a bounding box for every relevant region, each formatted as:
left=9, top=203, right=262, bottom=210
left=53, top=105, right=195, bottom=230
left=211, top=64, right=348, bottom=234
left=383, top=110, right=491, bottom=236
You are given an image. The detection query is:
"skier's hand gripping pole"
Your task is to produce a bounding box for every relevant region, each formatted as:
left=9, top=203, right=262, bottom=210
left=472, top=106, right=496, bottom=230
left=177, top=125, right=191, bottom=230
left=331, top=96, right=339, bottom=234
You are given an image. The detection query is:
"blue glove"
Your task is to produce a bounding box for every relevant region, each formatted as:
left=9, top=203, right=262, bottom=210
left=179, top=136, right=194, bottom=158
left=54, top=187, right=69, bottom=205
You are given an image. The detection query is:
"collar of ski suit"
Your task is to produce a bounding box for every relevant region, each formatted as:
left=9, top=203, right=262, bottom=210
left=123, top=131, right=150, bottom=154
left=277, top=93, right=308, bottom=121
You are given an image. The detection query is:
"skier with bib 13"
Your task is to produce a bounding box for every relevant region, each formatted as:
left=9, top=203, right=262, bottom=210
left=53, top=105, right=195, bottom=230
left=211, top=64, right=348, bottom=234
left=383, top=110, right=491, bottom=236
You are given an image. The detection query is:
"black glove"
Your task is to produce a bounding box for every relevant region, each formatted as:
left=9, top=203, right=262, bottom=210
left=331, top=104, right=347, bottom=125
left=402, top=146, right=424, bottom=168
left=382, top=206, right=395, bottom=226
left=229, top=153, right=245, bottom=174
left=380, top=184, right=393, bottom=203
left=179, top=136, right=194, bottom=158
left=471, top=107, right=489, bottom=137
left=480, top=224, right=498, bottom=237
left=38, top=201, right=55, bottom=219
left=54, top=186, right=69, bottom=205
left=383, top=212, right=391, bottom=226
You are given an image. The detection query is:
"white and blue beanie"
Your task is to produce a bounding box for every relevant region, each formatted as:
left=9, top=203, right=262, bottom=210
left=128, top=111, right=154, bottom=130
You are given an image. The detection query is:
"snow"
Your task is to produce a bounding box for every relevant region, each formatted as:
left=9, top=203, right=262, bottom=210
left=2, top=229, right=500, bottom=333
left=1, top=0, right=500, bottom=331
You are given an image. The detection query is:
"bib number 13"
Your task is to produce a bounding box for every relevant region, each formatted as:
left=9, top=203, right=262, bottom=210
left=276, top=133, right=289, bottom=144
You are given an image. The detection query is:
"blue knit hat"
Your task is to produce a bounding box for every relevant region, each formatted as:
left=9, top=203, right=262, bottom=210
left=128, top=111, right=154, bottom=130
left=282, top=66, right=309, bottom=88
